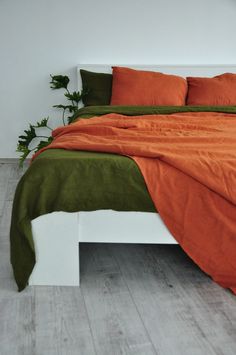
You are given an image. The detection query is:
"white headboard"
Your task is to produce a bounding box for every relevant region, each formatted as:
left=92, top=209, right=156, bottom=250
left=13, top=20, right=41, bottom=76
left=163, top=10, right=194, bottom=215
left=77, top=64, right=236, bottom=91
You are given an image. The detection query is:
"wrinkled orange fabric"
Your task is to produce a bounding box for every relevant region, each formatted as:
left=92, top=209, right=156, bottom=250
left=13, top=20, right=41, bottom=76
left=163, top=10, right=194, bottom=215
left=33, top=112, right=236, bottom=294
left=187, top=73, right=236, bottom=106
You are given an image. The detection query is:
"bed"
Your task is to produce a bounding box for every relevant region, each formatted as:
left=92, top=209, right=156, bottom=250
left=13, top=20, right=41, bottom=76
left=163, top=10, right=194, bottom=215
left=10, top=64, right=236, bottom=293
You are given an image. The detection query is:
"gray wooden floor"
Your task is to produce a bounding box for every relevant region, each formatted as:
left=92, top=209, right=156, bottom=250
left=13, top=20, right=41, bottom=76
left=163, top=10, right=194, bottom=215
left=0, top=161, right=236, bottom=355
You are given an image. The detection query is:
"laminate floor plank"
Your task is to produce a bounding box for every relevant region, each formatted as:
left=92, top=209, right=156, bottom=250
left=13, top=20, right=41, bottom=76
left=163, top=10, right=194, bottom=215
left=8, top=161, right=29, bottom=180
left=80, top=244, right=157, bottom=355
left=160, top=245, right=236, bottom=354
left=0, top=288, right=35, bottom=355
left=80, top=242, right=120, bottom=275
left=0, top=200, right=13, bottom=243
left=5, top=178, right=20, bottom=202
left=0, top=163, right=13, bottom=217
left=110, top=244, right=236, bottom=355
left=0, top=241, right=12, bottom=279
left=33, top=286, right=96, bottom=355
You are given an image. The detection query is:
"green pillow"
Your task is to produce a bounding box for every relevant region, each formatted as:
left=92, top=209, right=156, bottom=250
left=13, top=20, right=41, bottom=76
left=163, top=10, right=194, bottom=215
left=80, top=69, right=113, bottom=106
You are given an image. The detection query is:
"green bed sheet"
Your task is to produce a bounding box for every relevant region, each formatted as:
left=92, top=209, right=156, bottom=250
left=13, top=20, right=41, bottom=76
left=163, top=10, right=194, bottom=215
left=10, top=105, right=236, bottom=291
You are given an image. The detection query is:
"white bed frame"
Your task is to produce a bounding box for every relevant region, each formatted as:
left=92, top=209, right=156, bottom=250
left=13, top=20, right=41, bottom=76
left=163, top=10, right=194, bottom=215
left=29, top=64, right=236, bottom=287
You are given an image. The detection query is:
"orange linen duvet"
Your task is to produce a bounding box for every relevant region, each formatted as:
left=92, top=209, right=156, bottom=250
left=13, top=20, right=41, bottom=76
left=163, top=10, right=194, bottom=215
left=34, top=111, right=236, bottom=294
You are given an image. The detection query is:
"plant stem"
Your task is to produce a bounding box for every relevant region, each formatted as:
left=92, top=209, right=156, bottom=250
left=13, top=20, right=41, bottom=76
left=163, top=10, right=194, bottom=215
left=66, top=88, right=75, bottom=106
left=62, top=109, right=66, bottom=126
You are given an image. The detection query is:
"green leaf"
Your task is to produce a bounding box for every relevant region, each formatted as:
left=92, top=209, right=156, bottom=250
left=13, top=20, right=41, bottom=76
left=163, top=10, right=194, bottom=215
left=53, top=104, right=68, bottom=110
left=35, top=136, right=53, bottom=151
left=64, top=88, right=89, bottom=104
left=53, top=104, right=77, bottom=113
left=50, top=75, right=70, bottom=90
left=16, top=144, right=31, bottom=168
left=33, top=117, right=49, bottom=128
left=64, top=91, right=82, bottom=104
left=18, top=124, right=36, bottom=148
left=67, top=110, right=80, bottom=124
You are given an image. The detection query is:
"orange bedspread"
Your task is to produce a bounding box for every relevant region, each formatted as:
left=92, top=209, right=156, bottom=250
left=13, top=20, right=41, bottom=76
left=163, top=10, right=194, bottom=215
left=34, top=112, right=236, bottom=294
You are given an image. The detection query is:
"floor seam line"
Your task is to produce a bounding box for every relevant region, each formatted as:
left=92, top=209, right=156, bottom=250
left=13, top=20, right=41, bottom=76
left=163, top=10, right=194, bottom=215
left=110, top=245, right=158, bottom=355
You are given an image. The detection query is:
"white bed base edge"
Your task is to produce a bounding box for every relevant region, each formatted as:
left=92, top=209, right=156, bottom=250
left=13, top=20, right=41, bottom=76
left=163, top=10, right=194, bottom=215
left=29, top=210, right=177, bottom=286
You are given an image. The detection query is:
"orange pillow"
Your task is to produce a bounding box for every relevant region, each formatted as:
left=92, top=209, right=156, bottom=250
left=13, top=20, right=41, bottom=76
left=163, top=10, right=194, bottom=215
left=110, top=67, right=187, bottom=106
left=187, top=73, right=236, bottom=106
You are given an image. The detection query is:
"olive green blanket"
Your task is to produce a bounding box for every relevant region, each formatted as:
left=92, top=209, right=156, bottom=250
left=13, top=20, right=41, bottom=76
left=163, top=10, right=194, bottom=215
left=10, top=105, right=236, bottom=291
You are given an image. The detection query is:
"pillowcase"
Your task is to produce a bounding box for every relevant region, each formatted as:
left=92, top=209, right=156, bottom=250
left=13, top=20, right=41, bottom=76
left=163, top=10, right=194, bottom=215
left=80, top=69, right=112, bottom=106
left=187, top=73, right=236, bottom=105
left=110, top=66, right=187, bottom=106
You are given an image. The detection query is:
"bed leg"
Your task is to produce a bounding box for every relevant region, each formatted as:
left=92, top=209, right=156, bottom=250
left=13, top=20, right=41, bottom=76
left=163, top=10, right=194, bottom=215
left=29, top=212, right=80, bottom=287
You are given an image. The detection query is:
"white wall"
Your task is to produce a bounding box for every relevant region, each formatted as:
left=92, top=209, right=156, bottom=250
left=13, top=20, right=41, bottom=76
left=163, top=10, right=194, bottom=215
left=1, top=0, right=236, bottom=158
